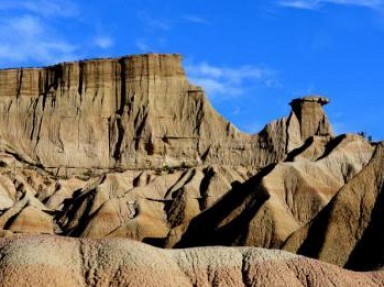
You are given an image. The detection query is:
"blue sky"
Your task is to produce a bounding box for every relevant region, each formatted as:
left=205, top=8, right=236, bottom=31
left=0, top=0, right=383, bottom=140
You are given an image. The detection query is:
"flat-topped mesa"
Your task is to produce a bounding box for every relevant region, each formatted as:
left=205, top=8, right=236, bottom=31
left=0, top=53, right=338, bottom=176
left=0, top=54, right=270, bottom=175
left=286, top=95, right=333, bottom=152
left=0, top=54, right=185, bottom=97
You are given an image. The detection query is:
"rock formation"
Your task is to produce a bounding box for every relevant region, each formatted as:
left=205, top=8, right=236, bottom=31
left=0, top=54, right=261, bottom=175
left=283, top=142, right=384, bottom=271
left=287, top=96, right=332, bottom=151
left=0, top=53, right=383, bottom=284
left=0, top=235, right=383, bottom=287
left=168, top=134, right=373, bottom=248
left=0, top=54, right=334, bottom=176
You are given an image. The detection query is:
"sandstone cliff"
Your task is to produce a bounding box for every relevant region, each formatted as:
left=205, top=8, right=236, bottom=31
left=0, top=54, right=332, bottom=176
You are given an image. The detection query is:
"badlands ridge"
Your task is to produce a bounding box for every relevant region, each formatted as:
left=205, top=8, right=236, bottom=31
left=0, top=54, right=383, bottom=286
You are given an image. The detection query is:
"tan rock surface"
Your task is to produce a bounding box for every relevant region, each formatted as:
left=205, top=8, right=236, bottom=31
left=169, top=134, right=373, bottom=248
left=0, top=54, right=382, bottom=280
left=284, top=142, right=384, bottom=270
left=0, top=56, right=375, bottom=252
left=0, top=55, right=334, bottom=176
left=287, top=96, right=332, bottom=152
left=0, top=235, right=383, bottom=287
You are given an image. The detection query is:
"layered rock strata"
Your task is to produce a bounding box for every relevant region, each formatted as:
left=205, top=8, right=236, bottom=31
left=284, top=142, right=384, bottom=270
left=0, top=54, right=382, bottom=279
left=0, top=54, right=332, bottom=176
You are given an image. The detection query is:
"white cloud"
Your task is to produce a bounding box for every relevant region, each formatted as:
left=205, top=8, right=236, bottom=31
left=278, top=0, right=383, bottom=10
left=0, top=0, right=113, bottom=66
left=135, top=39, right=153, bottom=52
left=0, top=15, right=78, bottom=66
left=278, top=0, right=319, bottom=9
left=0, top=0, right=79, bottom=18
left=185, top=62, right=276, bottom=99
left=0, top=1, right=80, bottom=66
left=94, top=36, right=114, bottom=50
left=137, top=11, right=170, bottom=31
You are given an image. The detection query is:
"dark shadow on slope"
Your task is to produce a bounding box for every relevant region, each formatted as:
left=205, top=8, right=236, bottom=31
left=345, top=183, right=384, bottom=271
left=55, top=188, right=97, bottom=236
left=294, top=199, right=335, bottom=258
left=198, top=167, right=215, bottom=211
left=316, top=135, right=346, bottom=161
left=173, top=164, right=275, bottom=248
left=143, top=237, right=166, bottom=247
left=285, top=137, right=314, bottom=162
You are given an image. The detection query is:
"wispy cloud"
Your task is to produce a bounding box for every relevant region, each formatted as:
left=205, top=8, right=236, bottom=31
left=278, top=0, right=384, bottom=10
left=134, top=12, right=209, bottom=54
left=137, top=11, right=209, bottom=31
left=185, top=62, right=276, bottom=99
left=137, top=11, right=171, bottom=31
left=135, top=39, right=153, bottom=52
left=94, top=36, right=114, bottom=50
left=0, top=0, right=116, bottom=67
left=0, top=15, right=78, bottom=66
left=0, top=0, right=79, bottom=18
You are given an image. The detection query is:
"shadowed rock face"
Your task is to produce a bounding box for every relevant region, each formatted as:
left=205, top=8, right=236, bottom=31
left=0, top=235, right=383, bottom=287
left=284, top=142, right=384, bottom=271
left=0, top=54, right=383, bottom=281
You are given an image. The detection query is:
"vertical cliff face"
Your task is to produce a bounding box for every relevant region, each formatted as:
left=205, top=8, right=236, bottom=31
left=0, top=54, right=333, bottom=175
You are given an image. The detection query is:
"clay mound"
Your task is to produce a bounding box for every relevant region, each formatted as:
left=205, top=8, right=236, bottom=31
left=0, top=132, right=372, bottom=249
left=0, top=128, right=374, bottom=250
left=0, top=235, right=382, bottom=287
left=169, top=134, right=373, bottom=248
left=54, top=165, right=250, bottom=241
left=284, top=142, right=384, bottom=271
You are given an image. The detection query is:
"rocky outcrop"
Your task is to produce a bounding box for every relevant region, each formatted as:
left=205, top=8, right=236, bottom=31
left=1, top=54, right=383, bottom=280
left=0, top=132, right=373, bottom=250
left=0, top=55, right=333, bottom=176
left=0, top=235, right=382, bottom=287
left=0, top=54, right=255, bottom=175
left=287, top=96, right=332, bottom=152
left=0, top=56, right=375, bottom=252
left=283, top=142, right=384, bottom=271
left=168, top=134, right=373, bottom=248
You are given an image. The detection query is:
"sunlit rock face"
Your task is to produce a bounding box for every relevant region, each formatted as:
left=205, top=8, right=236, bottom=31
left=0, top=55, right=334, bottom=176
left=0, top=54, right=256, bottom=175
left=0, top=54, right=382, bottom=280
left=287, top=96, right=332, bottom=152
left=0, top=236, right=383, bottom=287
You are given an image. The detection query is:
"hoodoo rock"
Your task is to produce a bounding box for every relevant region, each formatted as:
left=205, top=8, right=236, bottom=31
left=287, top=96, right=332, bottom=152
